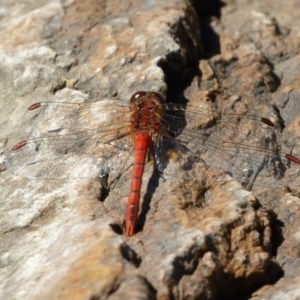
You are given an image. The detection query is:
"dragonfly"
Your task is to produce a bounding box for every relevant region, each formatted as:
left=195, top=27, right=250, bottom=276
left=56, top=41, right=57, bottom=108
left=2, top=90, right=300, bottom=236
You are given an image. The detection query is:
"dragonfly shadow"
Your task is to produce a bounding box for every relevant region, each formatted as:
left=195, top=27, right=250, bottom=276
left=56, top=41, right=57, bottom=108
left=136, top=167, right=161, bottom=234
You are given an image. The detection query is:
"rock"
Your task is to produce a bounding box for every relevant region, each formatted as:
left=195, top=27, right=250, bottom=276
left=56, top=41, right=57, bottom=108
left=1, top=0, right=300, bottom=300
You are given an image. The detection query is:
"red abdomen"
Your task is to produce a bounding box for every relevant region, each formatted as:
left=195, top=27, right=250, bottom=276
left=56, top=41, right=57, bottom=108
left=125, top=91, right=164, bottom=235
left=125, top=132, right=151, bottom=236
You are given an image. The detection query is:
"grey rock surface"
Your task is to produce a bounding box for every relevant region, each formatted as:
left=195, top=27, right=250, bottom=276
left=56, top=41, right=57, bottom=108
left=1, top=0, right=300, bottom=299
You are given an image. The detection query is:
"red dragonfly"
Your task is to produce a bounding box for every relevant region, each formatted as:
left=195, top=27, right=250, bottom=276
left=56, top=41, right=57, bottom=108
left=3, top=90, right=300, bottom=236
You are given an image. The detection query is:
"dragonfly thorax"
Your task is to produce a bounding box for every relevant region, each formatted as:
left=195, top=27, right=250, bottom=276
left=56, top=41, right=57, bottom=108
left=129, top=91, right=165, bottom=136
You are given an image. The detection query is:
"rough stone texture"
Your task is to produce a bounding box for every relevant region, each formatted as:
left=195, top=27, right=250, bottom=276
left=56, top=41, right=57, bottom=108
left=0, top=0, right=300, bottom=299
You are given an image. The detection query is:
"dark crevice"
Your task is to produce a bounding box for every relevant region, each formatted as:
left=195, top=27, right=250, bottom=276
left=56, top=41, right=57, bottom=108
left=157, top=2, right=287, bottom=298
left=157, top=0, right=223, bottom=103
left=268, top=210, right=285, bottom=257
left=192, top=0, right=224, bottom=19
left=119, top=243, right=142, bottom=267
left=192, top=0, right=224, bottom=58
left=109, top=223, right=124, bottom=235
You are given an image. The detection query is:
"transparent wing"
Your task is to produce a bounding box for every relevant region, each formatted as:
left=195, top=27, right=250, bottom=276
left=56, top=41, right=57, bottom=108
left=163, top=102, right=298, bottom=189
left=2, top=99, right=134, bottom=183
left=1, top=95, right=299, bottom=191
